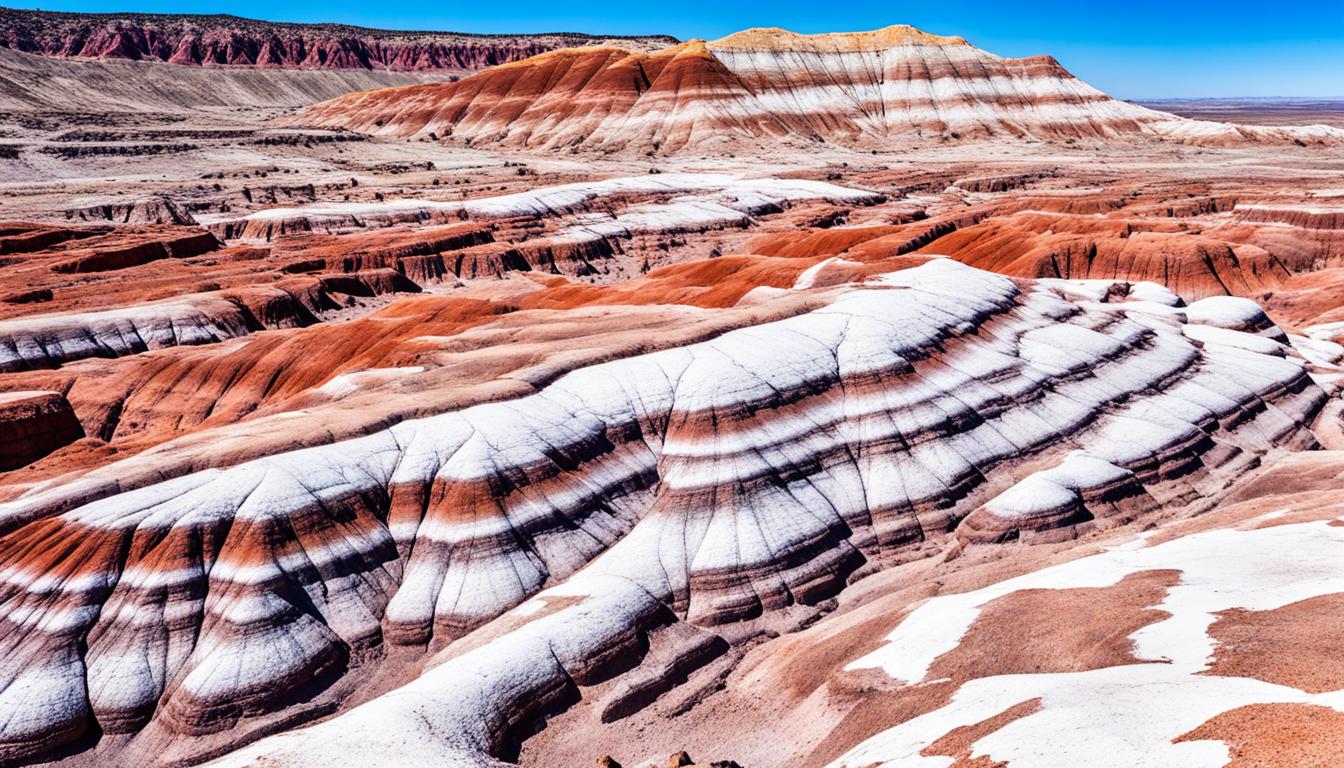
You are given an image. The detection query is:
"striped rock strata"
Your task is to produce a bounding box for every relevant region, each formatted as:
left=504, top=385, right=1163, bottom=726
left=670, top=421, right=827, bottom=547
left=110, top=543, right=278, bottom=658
left=199, top=173, right=883, bottom=241
left=0, top=259, right=1324, bottom=766
left=0, top=7, right=676, bottom=72
left=292, top=26, right=1344, bottom=154
left=0, top=270, right=417, bottom=374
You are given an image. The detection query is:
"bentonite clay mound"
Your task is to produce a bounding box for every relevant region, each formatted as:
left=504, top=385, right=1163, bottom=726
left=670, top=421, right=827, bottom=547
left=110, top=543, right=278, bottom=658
left=5, top=176, right=1344, bottom=767
left=291, top=26, right=1344, bottom=153
left=0, top=256, right=1331, bottom=767
left=4, top=172, right=1344, bottom=767
left=5, top=19, right=1344, bottom=767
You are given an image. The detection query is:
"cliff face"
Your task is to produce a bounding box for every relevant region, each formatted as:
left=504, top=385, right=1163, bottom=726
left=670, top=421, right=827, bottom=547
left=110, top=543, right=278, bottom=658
left=0, top=392, right=83, bottom=471
left=0, top=8, right=678, bottom=71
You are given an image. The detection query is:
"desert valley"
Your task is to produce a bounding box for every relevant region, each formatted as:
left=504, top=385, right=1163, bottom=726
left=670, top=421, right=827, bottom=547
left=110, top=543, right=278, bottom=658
left=1, top=7, right=1344, bottom=768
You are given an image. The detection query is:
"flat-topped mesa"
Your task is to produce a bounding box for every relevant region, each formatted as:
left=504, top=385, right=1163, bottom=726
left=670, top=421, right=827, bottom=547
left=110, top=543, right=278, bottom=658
left=709, top=25, right=970, bottom=51
left=0, top=260, right=1325, bottom=766
left=291, top=25, right=1344, bottom=153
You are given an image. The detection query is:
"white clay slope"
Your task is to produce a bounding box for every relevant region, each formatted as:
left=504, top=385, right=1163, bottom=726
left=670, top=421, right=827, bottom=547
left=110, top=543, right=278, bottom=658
left=0, top=259, right=1319, bottom=765
left=291, top=26, right=1344, bottom=153
left=199, top=172, right=882, bottom=239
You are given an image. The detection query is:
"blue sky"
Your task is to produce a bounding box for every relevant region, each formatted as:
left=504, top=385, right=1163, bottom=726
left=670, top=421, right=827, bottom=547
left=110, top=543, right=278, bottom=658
left=11, top=0, right=1344, bottom=98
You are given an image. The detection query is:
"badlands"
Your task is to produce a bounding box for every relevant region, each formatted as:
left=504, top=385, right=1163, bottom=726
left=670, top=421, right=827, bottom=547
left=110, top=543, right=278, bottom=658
left=1, top=12, right=1344, bottom=768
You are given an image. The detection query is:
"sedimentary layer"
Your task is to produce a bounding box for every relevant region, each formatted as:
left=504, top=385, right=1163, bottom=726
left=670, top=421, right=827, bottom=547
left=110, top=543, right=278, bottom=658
left=0, top=7, right=676, bottom=71
left=0, top=259, right=1325, bottom=766
left=291, top=27, right=1344, bottom=153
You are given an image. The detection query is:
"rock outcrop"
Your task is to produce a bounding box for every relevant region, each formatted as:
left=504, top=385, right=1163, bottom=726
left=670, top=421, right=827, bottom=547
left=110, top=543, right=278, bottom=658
left=0, top=7, right=676, bottom=71
left=65, top=196, right=200, bottom=226
left=0, top=45, right=459, bottom=112
left=0, top=391, right=83, bottom=470
left=292, top=26, right=1344, bottom=153
left=49, top=227, right=219, bottom=273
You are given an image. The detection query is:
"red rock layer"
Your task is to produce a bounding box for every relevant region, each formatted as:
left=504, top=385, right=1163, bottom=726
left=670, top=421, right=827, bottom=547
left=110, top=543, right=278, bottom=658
left=914, top=211, right=1291, bottom=299
left=745, top=191, right=1344, bottom=304
left=0, top=391, right=83, bottom=470
left=0, top=7, right=676, bottom=71
left=49, top=228, right=220, bottom=274
left=292, top=27, right=1344, bottom=153
left=1233, top=203, right=1344, bottom=230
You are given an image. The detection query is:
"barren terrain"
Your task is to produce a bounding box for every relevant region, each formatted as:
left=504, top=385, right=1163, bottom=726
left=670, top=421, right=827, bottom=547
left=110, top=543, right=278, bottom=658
left=1141, top=99, right=1344, bottom=128
left=0, top=24, right=1343, bottom=768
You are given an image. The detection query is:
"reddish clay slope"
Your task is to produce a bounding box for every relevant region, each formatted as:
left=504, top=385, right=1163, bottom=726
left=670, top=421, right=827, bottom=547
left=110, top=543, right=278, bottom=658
left=293, top=26, right=1344, bottom=152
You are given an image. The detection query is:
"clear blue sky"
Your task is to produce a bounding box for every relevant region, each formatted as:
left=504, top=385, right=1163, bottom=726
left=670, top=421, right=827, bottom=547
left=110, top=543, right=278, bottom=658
left=10, top=0, right=1343, bottom=98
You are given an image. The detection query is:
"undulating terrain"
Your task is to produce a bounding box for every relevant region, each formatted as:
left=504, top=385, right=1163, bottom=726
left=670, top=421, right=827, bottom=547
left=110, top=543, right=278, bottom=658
left=1, top=21, right=1344, bottom=768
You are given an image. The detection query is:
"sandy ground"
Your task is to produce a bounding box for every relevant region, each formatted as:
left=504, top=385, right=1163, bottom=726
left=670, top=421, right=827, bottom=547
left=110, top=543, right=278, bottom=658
left=1141, top=99, right=1344, bottom=128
